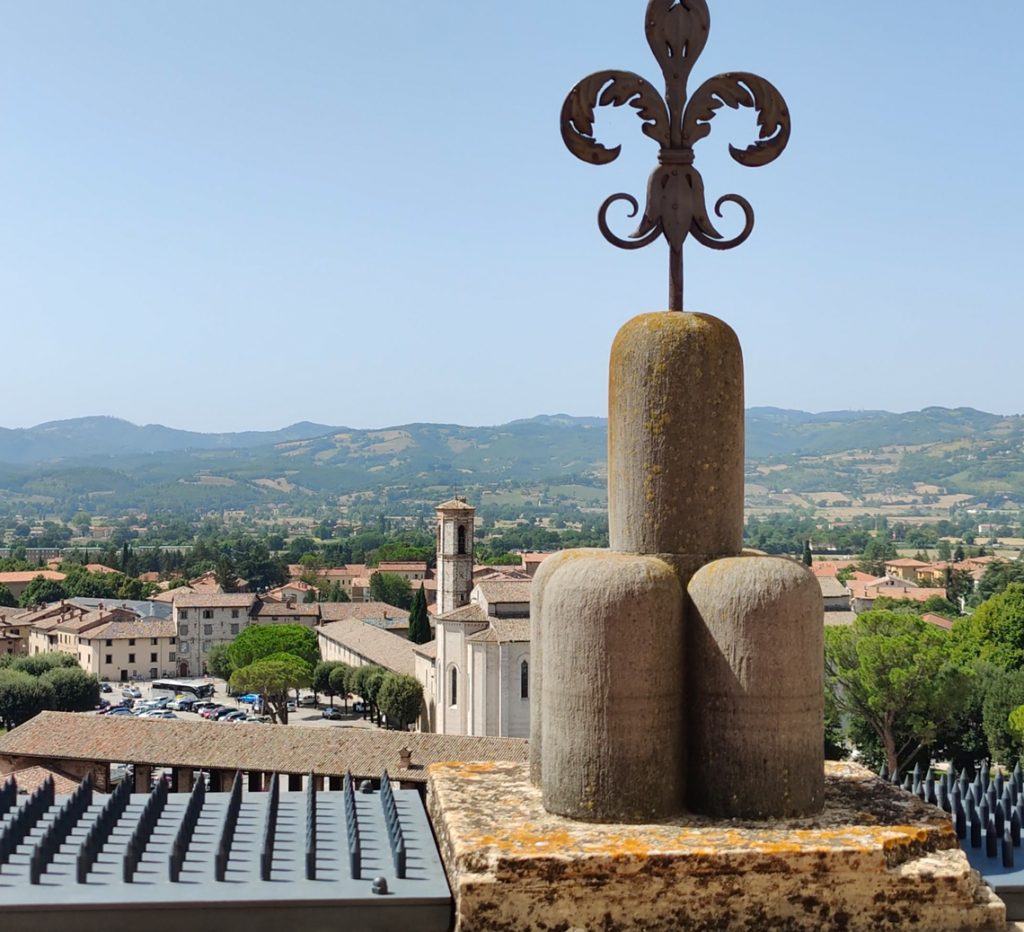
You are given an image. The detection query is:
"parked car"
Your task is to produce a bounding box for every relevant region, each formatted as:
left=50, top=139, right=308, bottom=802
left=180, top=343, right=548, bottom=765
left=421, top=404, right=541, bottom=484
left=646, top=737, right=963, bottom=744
left=193, top=701, right=218, bottom=713
left=106, top=707, right=133, bottom=716
left=220, top=710, right=247, bottom=723
left=321, top=707, right=344, bottom=721
left=122, top=686, right=142, bottom=698
left=100, top=683, right=113, bottom=694
left=200, top=705, right=226, bottom=720
left=167, top=698, right=192, bottom=711
left=211, top=706, right=237, bottom=721
left=352, top=702, right=367, bottom=714
left=239, top=693, right=261, bottom=705
left=298, top=694, right=317, bottom=707
left=286, top=700, right=297, bottom=712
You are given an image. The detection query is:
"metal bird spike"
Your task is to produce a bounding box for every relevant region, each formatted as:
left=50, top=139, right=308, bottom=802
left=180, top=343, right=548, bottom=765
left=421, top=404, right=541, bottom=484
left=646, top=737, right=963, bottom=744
left=560, top=0, right=790, bottom=311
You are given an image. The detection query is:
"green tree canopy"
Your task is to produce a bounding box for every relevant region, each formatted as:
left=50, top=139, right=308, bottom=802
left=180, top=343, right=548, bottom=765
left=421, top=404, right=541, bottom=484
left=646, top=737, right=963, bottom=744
left=10, top=652, right=79, bottom=677
left=825, top=610, right=969, bottom=774
left=0, top=584, right=16, bottom=608
left=229, top=653, right=312, bottom=724
left=328, top=664, right=354, bottom=707
left=952, top=584, right=1024, bottom=670
left=377, top=673, right=423, bottom=730
left=40, top=666, right=99, bottom=712
left=18, top=575, right=69, bottom=607
left=206, top=642, right=234, bottom=681
left=368, top=572, right=413, bottom=611
left=858, top=538, right=898, bottom=577
left=226, top=623, right=319, bottom=671
left=0, top=669, right=55, bottom=729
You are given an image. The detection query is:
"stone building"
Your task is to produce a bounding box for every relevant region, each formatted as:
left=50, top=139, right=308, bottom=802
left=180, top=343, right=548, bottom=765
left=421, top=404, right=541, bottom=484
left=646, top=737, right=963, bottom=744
left=430, top=499, right=532, bottom=739
left=171, top=592, right=257, bottom=677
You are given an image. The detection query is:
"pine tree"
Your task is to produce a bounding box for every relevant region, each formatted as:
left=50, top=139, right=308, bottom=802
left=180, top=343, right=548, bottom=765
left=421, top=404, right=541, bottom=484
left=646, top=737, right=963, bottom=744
left=802, top=540, right=813, bottom=567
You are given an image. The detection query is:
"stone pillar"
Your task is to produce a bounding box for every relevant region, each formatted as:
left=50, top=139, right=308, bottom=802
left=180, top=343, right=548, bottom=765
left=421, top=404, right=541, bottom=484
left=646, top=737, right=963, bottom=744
left=132, top=764, right=153, bottom=793
left=313, top=774, right=325, bottom=791
left=539, top=551, right=683, bottom=822
left=534, top=310, right=823, bottom=822
left=248, top=770, right=263, bottom=792
left=608, top=312, right=744, bottom=561
left=171, top=767, right=192, bottom=793
left=687, top=557, right=824, bottom=817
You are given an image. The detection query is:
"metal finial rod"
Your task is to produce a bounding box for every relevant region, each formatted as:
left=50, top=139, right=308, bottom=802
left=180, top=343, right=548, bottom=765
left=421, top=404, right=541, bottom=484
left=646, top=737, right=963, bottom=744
left=561, top=0, right=790, bottom=312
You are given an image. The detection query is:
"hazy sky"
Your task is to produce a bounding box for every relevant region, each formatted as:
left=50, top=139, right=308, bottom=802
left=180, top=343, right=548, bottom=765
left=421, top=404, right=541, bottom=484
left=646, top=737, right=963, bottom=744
left=2, top=2, right=1021, bottom=432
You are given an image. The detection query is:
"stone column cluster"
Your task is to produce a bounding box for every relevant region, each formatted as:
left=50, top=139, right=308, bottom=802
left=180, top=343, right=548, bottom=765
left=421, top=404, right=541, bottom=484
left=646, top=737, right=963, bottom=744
left=531, top=312, right=824, bottom=822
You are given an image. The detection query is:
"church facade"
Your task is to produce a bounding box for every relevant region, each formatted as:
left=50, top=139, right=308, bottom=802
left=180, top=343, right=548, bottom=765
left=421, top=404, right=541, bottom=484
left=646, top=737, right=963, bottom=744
left=426, top=498, right=532, bottom=739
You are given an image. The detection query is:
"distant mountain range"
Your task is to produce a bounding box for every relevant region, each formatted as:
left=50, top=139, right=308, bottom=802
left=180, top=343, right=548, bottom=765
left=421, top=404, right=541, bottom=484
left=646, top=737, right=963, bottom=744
left=0, top=408, right=1021, bottom=516
left=0, top=408, right=1019, bottom=465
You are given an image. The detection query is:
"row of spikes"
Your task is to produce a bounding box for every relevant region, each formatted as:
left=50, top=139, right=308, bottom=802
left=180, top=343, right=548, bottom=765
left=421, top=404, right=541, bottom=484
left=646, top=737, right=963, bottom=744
left=77, top=774, right=132, bottom=883
left=29, top=775, right=94, bottom=884
left=379, top=771, right=406, bottom=879
left=343, top=772, right=361, bottom=879
left=213, top=771, right=244, bottom=883
left=168, top=773, right=206, bottom=882
left=0, top=775, right=17, bottom=818
left=259, top=773, right=280, bottom=882
left=124, top=778, right=169, bottom=882
left=0, top=775, right=54, bottom=867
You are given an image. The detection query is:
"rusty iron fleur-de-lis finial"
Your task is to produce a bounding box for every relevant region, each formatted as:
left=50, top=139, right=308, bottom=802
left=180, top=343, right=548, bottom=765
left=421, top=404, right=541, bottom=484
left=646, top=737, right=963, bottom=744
left=561, top=0, right=790, bottom=312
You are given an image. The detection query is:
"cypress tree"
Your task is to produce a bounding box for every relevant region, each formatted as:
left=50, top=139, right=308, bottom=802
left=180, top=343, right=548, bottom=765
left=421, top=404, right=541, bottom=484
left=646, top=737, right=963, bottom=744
left=408, top=586, right=431, bottom=645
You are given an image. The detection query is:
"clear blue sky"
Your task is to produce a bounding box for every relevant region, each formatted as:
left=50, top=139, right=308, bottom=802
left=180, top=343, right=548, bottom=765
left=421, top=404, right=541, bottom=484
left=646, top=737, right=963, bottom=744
left=2, top=1, right=1021, bottom=432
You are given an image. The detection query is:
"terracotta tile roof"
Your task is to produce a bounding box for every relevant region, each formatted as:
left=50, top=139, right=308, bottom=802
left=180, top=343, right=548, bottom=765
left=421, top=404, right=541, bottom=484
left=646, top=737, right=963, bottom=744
left=318, top=602, right=410, bottom=623
left=254, top=599, right=321, bottom=619
left=476, top=579, right=533, bottom=604
left=885, top=559, right=931, bottom=568
left=817, top=576, right=849, bottom=598
left=487, top=618, right=530, bottom=643
left=318, top=619, right=419, bottom=675
left=1, top=765, right=83, bottom=795
left=413, top=640, right=437, bottom=659
left=171, top=592, right=257, bottom=608
left=84, top=563, right=119, bottom=574
left=436, top=498, right=475, bottom=511
left=377, top=561, right=429, bottom=573
left=268, top=581, right=319, bottom=596
left=519, top=552, right=555, bottom=565
left=318, top=565, right=368, bottom=580
left=437, top=604, right=489, bottom=623
left=84, top=617, right=176, bottom=641
left=809, top=560, right=858, bottom=577
left=0, top=571, right=65, bottom=585
left=922, top=612, right=955, bottom=630
left=0, top=711, right=527, bottom=784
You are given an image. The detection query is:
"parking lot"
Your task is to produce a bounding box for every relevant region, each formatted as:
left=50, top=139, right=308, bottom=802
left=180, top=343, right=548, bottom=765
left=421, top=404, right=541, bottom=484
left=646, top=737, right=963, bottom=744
left=98, top=678, right=377, bottom=730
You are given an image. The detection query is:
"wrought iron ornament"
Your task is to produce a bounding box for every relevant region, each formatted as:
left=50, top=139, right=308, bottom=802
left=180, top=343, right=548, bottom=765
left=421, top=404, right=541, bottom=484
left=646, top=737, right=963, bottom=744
left=561, top=0, right=790, bottom=311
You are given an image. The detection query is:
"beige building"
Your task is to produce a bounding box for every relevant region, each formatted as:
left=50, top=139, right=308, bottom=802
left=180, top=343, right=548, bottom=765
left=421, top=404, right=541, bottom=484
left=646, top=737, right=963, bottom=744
left=76, top=614, right=177, bottom=682
left=317, top=618, right=419, bottom=677
left=0, top=609, right=28, bottom=657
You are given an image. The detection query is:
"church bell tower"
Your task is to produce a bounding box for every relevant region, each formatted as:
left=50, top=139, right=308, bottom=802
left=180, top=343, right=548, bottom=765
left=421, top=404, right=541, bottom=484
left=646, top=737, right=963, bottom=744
left=435, top=497, right=475, bottom=615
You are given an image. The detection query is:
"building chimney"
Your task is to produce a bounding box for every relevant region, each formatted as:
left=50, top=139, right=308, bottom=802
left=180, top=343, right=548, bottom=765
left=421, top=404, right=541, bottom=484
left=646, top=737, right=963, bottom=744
left=398, top=747, right=412, bottom=769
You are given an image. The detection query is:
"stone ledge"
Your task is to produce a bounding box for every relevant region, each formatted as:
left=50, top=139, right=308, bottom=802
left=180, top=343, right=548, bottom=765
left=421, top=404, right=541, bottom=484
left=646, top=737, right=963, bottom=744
left=428, top=760, right=1005, bottom=932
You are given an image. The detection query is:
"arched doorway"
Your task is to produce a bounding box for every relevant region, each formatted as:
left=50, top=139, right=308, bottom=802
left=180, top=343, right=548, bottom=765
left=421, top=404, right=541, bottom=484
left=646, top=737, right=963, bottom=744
left=178, top=661, right=189, bottom=677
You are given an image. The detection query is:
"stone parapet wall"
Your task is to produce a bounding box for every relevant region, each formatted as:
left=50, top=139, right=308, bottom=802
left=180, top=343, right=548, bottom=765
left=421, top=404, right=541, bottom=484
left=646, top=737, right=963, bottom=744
left=429, top=760, right=1005, bottom=932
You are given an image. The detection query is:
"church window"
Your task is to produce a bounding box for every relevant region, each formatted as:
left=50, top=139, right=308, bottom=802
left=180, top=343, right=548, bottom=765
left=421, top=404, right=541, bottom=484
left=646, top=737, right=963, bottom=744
left=521, top=660, right=529, bottom=700
left=457, top=524, right=466, bottom=555
left=449, top=665, right=458, bottom=707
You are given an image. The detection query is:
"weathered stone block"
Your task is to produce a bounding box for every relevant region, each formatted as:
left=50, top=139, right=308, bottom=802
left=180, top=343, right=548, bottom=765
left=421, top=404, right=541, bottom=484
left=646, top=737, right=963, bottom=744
left=428, top=760, right=1006, bottom=932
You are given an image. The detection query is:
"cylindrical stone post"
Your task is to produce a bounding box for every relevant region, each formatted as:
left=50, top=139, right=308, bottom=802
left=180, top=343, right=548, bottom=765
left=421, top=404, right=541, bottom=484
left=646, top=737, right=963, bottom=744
left=540, top=551, right=684, bottom=822
left=687, top=556, right=824, bottom=818
left=609, top=312, right=744, bottom=561
left=529, top=549, right=594, bottom=786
